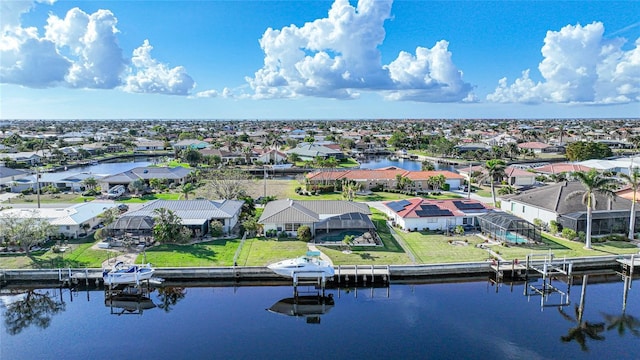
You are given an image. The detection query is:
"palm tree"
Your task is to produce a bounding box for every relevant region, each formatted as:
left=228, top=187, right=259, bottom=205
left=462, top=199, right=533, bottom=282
left=478, top=159, right=506, bottom=206
left=619, top=164, right=640, bottom=240
left=180, top=183, right=196, bottom=200
left=567, top=170, right=617, bottom=249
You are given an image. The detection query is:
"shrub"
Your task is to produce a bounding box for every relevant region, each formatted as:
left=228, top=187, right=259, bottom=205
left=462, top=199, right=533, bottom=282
left=297, top=225, right=312, bottom=242
left=561, top=228, right=577, bottom=240
left=549, top=220, right=560, bottom=234
left=209, top=220, right=223, bottom=237
left=442, top=183, right=450, bottom=191
left=533, top=218, right=545, bottom=229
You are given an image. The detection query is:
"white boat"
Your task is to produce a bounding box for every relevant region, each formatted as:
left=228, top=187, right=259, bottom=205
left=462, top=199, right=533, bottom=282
left=267, top=254, right=334, bottom=279
left=103, top=262, right=155, bottom=285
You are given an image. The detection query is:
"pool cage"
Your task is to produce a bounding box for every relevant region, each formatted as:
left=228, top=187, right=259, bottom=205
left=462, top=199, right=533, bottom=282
left=558, top=210, right=638, bottom=237
left=477, top=212, right=541, bottom=244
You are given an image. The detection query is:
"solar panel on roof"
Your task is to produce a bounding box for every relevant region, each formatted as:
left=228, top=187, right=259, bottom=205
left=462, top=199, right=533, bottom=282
left=387, top=200, right=410, bottom=212
left=419, top=204, right=440, bottom=211
left=415, top=209, right=453, bottom=217
left=453, top=201, right=485, bottom=210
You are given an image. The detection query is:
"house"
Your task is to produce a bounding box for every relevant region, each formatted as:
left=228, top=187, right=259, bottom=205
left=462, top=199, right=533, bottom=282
left=107, top=199, right=243, bottom=237
left=518, top=142, right=553, bottom=154
left=135, top=140, right=166, bottom=151
left=258, top=199, right=373, bottom=240
left=0, top=201, right=117, bottom=239
left=306, top=167, right=464, bottom=191
left=172, top=139, right=209, bottom=151
left=256, top=148, right=288, bottom=164
left=199, top=148, right=243, bottom=164
left=382, top=198, right=492, bottom=231
left=0, top=166, right=29, bottom=188
left=285, top=143, right=345, bottom=161
left=500, top=181, right=637, bottom=236
left=504, top=166, right=537, bottom=187
left=0, top=152, right=41, bottom=166
left=532, top=163, right=593, bottom=175
left=99, top=166, right=192, bottom=191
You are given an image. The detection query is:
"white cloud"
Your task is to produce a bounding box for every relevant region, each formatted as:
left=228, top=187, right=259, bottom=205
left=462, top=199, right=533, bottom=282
left=247, top=0, right=472, bottom=102
left=46, top=8, right=126, bottom=89
left=488, top=22, right=640, bottom=104
left=1, top=2, right=195, bottom=95
left=124, top=40, right=195, bottom=95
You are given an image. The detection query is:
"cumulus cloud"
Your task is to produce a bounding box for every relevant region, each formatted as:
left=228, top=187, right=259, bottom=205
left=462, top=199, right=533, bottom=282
left=1, top=1, right=195, bottom=95
left=488, top=22, right=640, bottom=104
left=124, top=40, right=195, bottom=95
left=247, top=0, right=472, bottom=102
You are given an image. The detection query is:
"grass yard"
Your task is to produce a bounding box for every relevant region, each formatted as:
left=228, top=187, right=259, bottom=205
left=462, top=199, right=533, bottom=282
left=117, top=193, right=181, bottom=203
left=488, top=233, right=640, bottom=261
left=397, top=231, right=490, bottom=263
left=236, top=238, right=309, bottom=266
left=143, top=239, right=240, bottom=267
left=0, top=242, right=112, bottom=269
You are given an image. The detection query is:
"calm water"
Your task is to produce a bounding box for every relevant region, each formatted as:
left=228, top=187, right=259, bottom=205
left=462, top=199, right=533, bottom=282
left=358, top=156, right=454, bottom=171
left=2, top=275, right=638, bottom=359
left=53, top=158, right=154, bottom=177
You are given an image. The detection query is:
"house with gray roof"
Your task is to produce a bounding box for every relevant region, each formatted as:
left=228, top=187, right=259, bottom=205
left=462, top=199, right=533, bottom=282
left=0, top=201, right=117, bottom=239
left=108, top=199, right=243, bottom=237
left=99, top=166, right=192, bottom=191
left=258, top=199, right=373, bottom=241
left=0, top=166, right=29, bottom=188
left=500, top=181, right=637, bottom=237
left=285, top=143, right=345, bottom=161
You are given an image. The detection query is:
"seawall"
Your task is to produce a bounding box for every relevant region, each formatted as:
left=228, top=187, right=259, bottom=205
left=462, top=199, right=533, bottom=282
left=0, top=255, right=630, bottom=287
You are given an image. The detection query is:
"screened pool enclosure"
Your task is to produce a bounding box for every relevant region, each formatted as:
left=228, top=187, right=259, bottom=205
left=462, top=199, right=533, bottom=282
left=477, top=212, right=541, bottom=244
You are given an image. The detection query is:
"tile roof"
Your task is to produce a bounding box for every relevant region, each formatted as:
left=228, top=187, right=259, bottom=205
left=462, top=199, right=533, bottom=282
left=384, top=198, right=491, bottom=218
left=533, top=163, right=593, bottom=174
left=306, top=168, right=464, bottom=181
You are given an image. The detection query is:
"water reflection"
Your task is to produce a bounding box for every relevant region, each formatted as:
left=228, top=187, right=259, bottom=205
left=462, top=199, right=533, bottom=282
left=2, top=289, right=65, bottom=335
left=267, top=295, right=334, bottom=324
left=156, top=287, right=187, bottom=313
left=493, top=271, right=638, bottom=352
left=105, top=295, right=156, bottom=316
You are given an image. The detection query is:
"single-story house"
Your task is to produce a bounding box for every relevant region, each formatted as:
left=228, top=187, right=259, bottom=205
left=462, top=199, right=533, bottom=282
left=172, top=139, right=209, bottom=151
left=306, top=167, right=464, bottom=191
left=108, top=199, right=244, bottom=237
left=0, top=166, right=29, bottom=188
left=517, top=142, right=553, bottom=154
left=258, top=199, right=373, bottom=241
left=0, top=201, right=117, bottom=239
left=99, top=166, right=192, bottom=191
left=256, top=149, right=288, bottom=164
left=532, top=163, right=593, bottom=175
left=382, top=198, right=492, bottom=231
left=500, top=181, right=638, bottom=236
left=285, top=143, right=346, bottom=161
left=0, top=152, right=41, bottom=165
left=135, top=141, right=166, bottom=151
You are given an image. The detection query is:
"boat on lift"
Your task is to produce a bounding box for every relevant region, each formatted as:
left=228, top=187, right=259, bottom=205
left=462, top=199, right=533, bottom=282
left=267, top=252, right=334, bottom=279
left=103, top=262, right=155, bottom=285
left=267, top=295, right=334, bottom=324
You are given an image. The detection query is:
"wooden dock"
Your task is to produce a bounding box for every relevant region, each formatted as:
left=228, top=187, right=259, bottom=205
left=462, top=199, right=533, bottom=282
left=335, top=265, right=390, bottom=285
left=617, top=255, right=639, bottom=277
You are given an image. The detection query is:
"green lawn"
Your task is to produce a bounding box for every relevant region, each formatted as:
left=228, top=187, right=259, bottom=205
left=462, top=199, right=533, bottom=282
left=236, top=238, right=309, bottom=266
left=0, top=242, right=112, bottom=269
left=117, top=193, right=181, bottom=203
left=143, top=239, right=240, bottom=267
left=397, top=231, right=490, bottom=263
left=488, top=233, right=640, bottom=261
left=338, top=158, right=360, bottom=168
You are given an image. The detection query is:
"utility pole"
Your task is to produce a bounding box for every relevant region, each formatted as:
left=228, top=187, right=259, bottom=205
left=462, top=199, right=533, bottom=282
left=467, top=162, right=472, bottom=199
left=36, top=166, right=41, bottom=208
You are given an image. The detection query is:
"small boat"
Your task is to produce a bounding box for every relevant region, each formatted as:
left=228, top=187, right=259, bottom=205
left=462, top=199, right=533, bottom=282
left=103, top=262, right=155, bottom=285
left=105, top=296, right=156, bottom=315
left=267, top=253, right=334, bottom=279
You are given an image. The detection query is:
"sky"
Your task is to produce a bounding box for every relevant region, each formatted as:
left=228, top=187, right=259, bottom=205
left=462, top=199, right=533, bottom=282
left=1, top=0, right=639, bottom=120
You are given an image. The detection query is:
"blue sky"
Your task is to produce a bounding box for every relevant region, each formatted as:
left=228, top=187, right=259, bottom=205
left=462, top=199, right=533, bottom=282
left=1, top=0, right=639, bottom=120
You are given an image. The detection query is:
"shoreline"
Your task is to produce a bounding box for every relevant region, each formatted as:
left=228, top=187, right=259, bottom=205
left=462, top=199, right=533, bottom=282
left=1, top=254, right=632, bottom=287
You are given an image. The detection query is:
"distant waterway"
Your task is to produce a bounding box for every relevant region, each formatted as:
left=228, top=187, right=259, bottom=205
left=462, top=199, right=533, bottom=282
left=52, top=157, right=156, bottom=177
left=1, top=275, right=637, bottom=359
left=358, top=156, right=454, bottom=171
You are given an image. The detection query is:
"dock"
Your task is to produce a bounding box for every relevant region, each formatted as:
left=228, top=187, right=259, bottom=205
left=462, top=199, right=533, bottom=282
left=617, top=254, right=639, bottom=277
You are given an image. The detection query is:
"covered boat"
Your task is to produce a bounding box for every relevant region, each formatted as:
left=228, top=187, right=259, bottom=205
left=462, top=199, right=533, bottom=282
left=267, top=253, right=334, bottom=279
left=103, top=262, right=155, bottom=285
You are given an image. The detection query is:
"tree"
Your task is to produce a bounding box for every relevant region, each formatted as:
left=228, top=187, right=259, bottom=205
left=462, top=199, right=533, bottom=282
left=567, top=170, right=617, bottom=249
left=619, top=165, right=640, bottom=240
left=209, top=220, right=223, bottom=237
left=421, top=161, right=435, bottom=171
left=203, top=169, right=252, bottom=200
left=427, top=174, right=446, bottom=192
left=0, top=212, right=55, bottom=256
left=128, top=179, right=146, bottom=196
left=297, top=225, right=312, bottom=242
left=180, top=183, right=196, bottom=200
left=566, top=141, right=613, bottom=161
left=153, top=208, right=191, bottom=244
left=497, top=185, right=516, bottom=195
left=341, top=179, right=360, bottom=201
left=395, top=174, right=413, bottom=190
left=181, top=148, right=203, bottom=167
left=241, top=217, right=261, bottom=237
left=82, top=177, right=98, bottom=191
left=478, top=159, right=506, bottom=206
